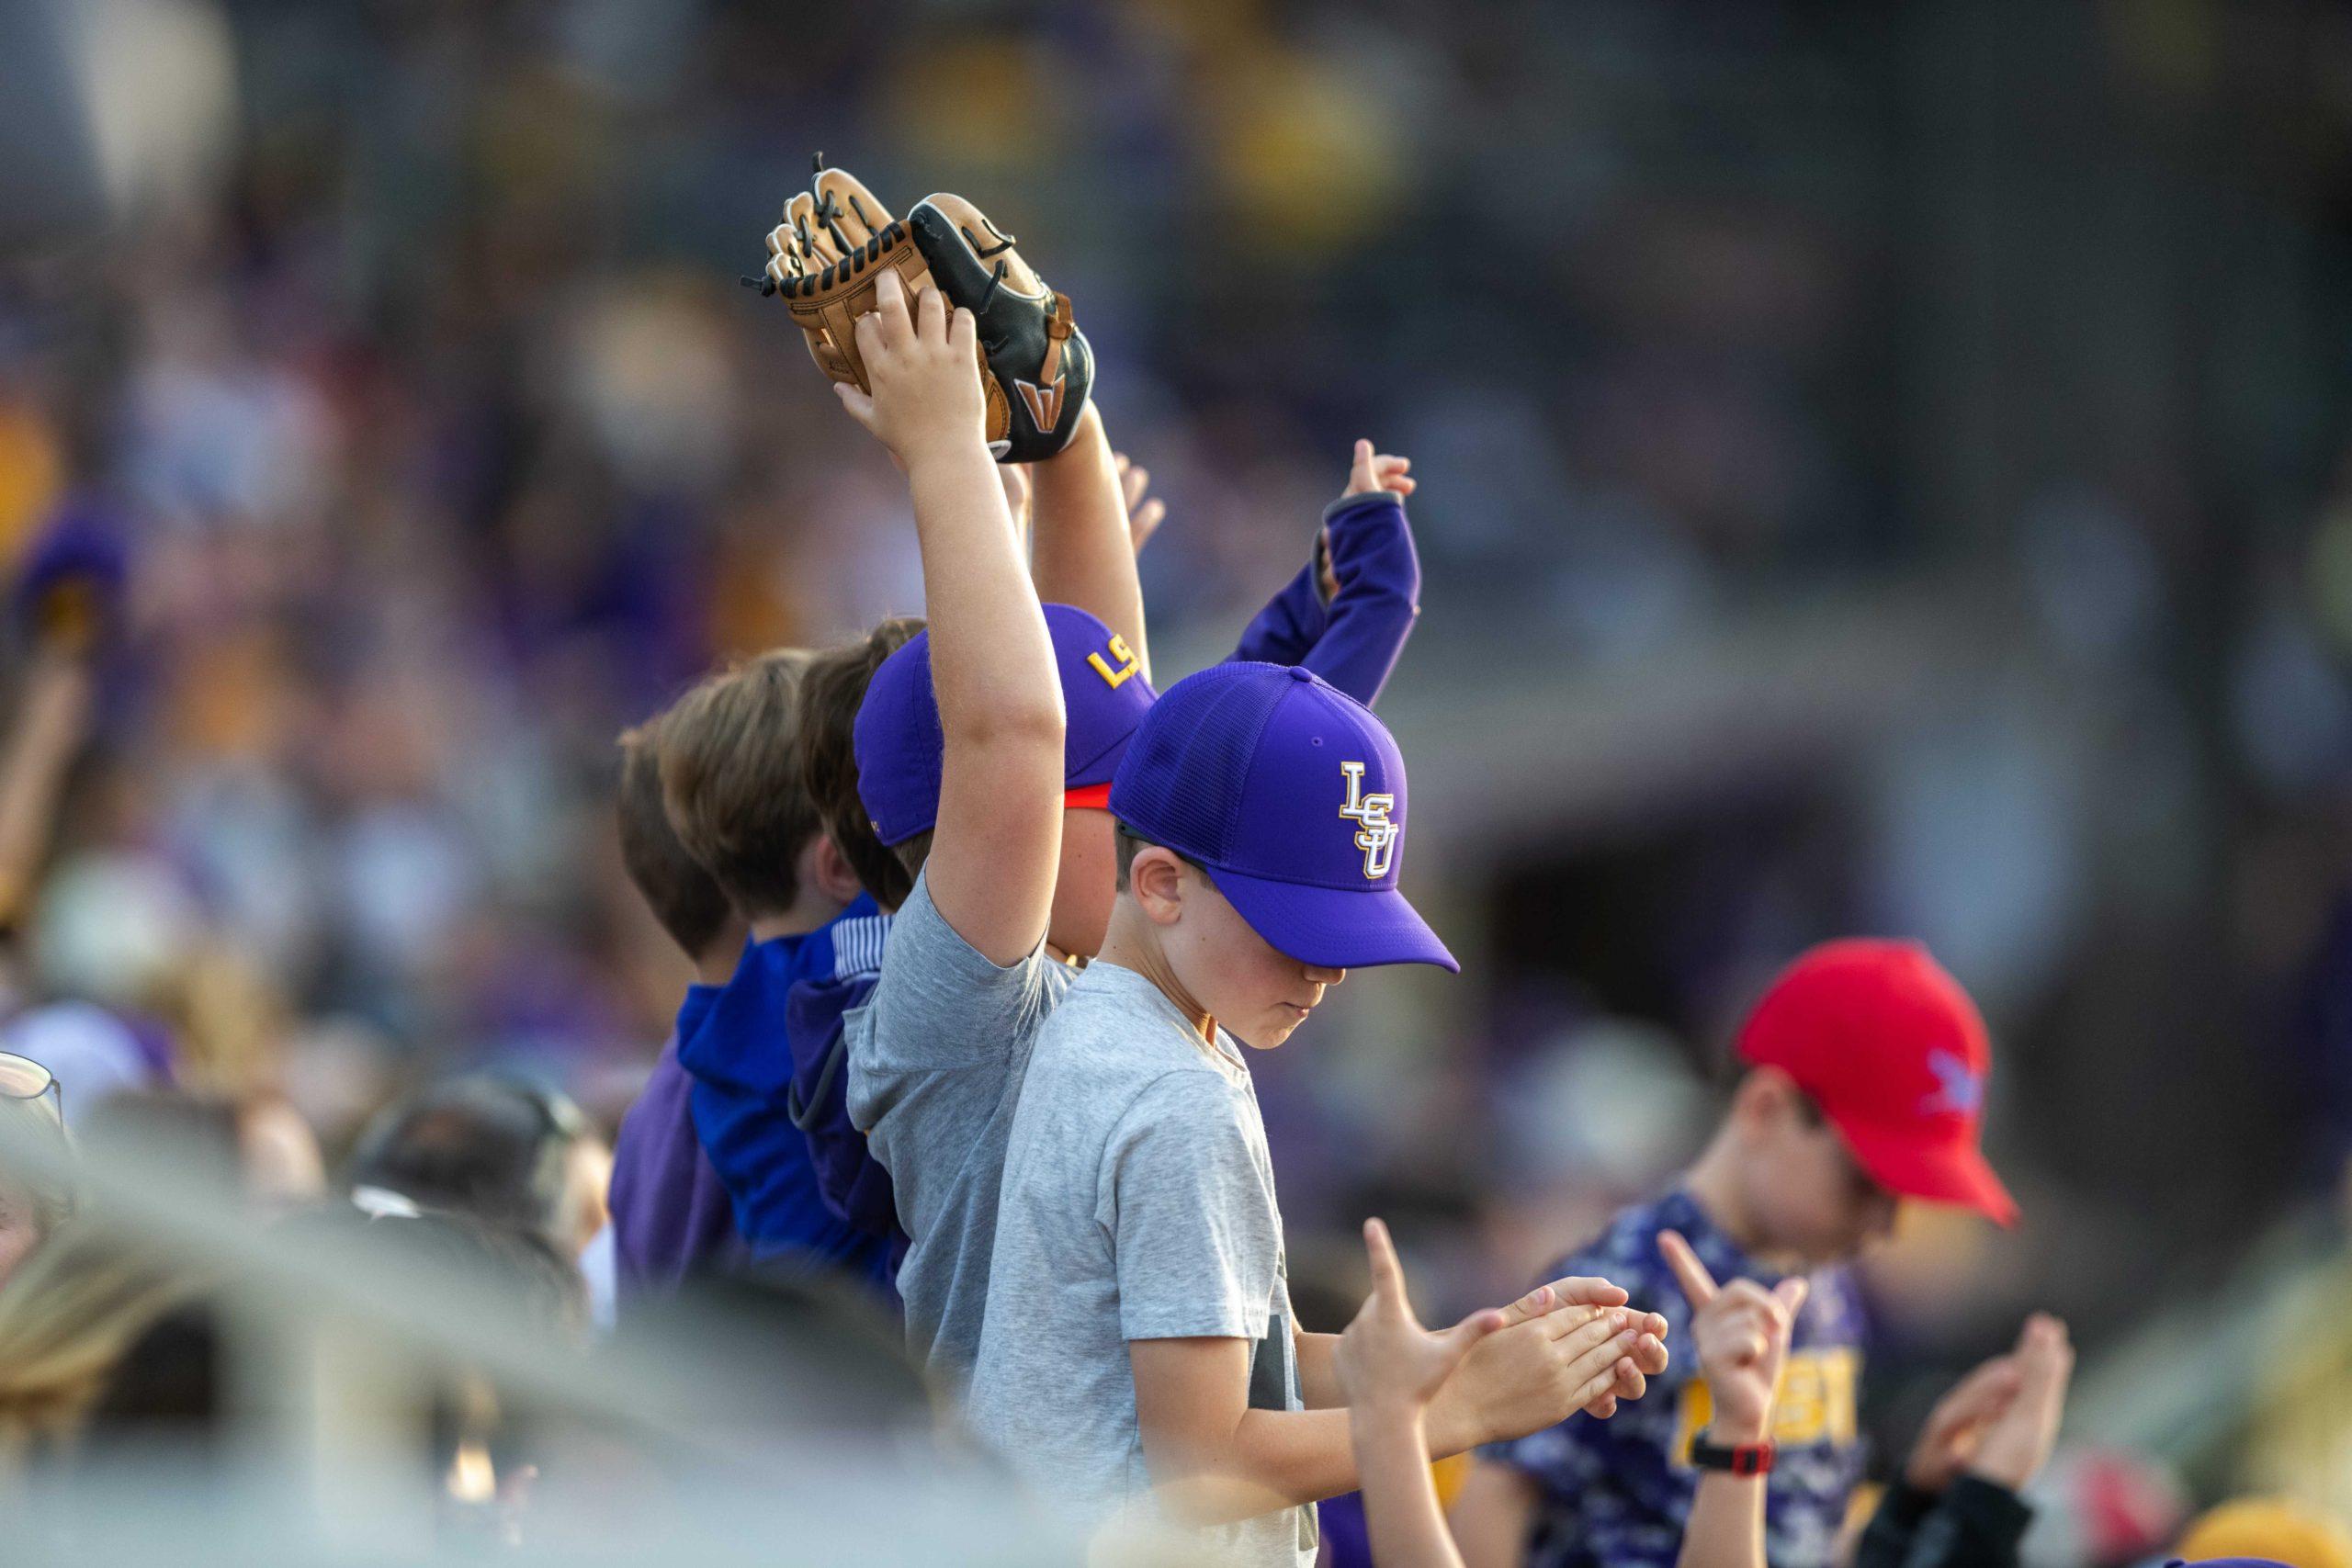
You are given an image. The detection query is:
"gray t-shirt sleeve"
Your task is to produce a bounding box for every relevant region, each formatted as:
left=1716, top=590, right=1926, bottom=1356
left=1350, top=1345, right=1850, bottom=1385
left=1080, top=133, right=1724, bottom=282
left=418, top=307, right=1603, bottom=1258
left=865, top=868, right=1061, bottom=1075
left=1100, top=1070, right=1280, bottom=1343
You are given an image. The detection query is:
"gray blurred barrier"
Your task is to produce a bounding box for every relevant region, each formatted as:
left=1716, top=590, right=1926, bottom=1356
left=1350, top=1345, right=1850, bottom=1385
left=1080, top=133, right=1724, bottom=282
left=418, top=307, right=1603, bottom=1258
left=0, top=1101, right=1085, bottom=1565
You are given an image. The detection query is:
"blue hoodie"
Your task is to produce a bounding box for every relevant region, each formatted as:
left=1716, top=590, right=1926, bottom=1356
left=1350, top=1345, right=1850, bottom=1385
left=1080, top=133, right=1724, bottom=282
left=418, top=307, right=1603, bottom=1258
left=678, top=901, right=898, bottom=1296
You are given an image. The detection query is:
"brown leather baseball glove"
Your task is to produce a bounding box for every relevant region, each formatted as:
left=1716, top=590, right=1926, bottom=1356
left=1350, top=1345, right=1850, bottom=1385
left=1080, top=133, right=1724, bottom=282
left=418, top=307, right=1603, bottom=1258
left=751, top=161, right=1092, bottom=462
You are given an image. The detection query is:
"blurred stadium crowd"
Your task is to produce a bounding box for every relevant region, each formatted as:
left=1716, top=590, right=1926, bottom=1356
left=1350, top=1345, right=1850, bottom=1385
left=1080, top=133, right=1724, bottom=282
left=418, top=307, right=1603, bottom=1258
left=6, top=0, right=2352, bottom=1562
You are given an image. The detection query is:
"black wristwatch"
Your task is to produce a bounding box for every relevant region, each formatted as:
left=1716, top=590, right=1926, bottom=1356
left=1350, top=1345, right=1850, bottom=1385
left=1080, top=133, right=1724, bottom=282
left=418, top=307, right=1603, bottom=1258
left=1690, top=1430, right=1776, bottom=1476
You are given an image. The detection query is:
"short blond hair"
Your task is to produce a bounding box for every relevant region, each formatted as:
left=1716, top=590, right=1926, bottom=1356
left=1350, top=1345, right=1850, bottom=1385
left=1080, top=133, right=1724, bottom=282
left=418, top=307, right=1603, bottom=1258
left=657, top=649, right=819, bottom=920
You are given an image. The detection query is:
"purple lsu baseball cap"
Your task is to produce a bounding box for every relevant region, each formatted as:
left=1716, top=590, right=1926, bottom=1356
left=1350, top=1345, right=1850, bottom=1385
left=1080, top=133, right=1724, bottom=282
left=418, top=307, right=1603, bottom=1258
left=854, top=603, right=1158, bottom=847
left=1108, top=661, right=1457, bottom=972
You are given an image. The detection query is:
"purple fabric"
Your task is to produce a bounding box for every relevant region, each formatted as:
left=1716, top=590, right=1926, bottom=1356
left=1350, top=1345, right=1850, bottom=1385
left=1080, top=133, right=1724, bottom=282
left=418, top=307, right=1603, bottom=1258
left=1316, top=1489, right=1373, bottom=1568
left=1229, top=490, right=1421, bottom=709
left=785, top=964, right=899, bottom=1236
left=854, top=604, right=1157, bottom=846
left=606, top=1000, right=746, bottom=1301
left=1108, top=662, right=1454, bottom=971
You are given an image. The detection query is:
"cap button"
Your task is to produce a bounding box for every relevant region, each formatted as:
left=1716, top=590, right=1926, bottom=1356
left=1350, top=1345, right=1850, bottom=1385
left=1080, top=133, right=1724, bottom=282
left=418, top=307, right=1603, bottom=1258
left=1287, top=666, right=1315, bottom=682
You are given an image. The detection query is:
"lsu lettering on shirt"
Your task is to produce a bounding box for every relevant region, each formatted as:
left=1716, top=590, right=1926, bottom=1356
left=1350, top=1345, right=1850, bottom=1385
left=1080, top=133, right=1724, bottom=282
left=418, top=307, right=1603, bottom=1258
left=1486, top=1190, right=1867, bottom=1568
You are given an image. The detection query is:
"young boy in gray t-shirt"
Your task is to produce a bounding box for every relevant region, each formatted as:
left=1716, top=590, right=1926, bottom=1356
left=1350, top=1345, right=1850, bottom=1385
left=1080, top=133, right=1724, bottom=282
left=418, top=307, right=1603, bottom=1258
left=817, top=262, right=1158, bottom=1385
left=967, top=663, right=1670, bottom=1565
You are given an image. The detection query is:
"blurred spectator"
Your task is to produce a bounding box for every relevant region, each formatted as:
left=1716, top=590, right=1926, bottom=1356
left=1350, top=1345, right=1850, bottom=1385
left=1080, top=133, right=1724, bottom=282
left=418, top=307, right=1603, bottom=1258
left=344, top=1074, right=609, bottom=1265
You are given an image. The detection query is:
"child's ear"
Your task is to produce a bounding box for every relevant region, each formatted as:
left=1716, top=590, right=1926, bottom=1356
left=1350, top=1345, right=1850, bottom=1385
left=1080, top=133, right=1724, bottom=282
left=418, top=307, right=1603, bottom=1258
left=808, top=832, right=864, bottom=907
left=1736, top=1066, right=1797, bottom=1134
left=1129, top=847, right=1187, bottom=923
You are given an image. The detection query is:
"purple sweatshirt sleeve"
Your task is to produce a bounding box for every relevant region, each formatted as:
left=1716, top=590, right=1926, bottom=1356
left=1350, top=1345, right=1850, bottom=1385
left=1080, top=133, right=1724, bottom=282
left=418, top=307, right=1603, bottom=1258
left=1227, top=490, right=1421, bottom=707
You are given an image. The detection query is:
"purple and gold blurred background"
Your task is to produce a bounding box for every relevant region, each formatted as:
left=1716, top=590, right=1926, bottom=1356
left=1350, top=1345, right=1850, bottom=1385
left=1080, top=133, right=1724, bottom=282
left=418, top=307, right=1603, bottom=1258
left=8, top=0, right=2352, bottom=1534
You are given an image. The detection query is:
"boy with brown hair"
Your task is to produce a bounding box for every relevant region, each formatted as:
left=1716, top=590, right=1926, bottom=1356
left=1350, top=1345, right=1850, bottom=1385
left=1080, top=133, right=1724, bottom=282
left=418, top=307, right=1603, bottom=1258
left=1453, top=941, right=2021, bottom=1568
left=964, top=660, right=1668, bottom=1565
left=643, top=649, right=896, bottom=1292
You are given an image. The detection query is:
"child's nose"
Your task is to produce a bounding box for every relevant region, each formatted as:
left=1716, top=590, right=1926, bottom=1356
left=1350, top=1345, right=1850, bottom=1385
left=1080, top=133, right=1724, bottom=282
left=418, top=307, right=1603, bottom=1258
left=1303, top=964, right=1346, bottom=986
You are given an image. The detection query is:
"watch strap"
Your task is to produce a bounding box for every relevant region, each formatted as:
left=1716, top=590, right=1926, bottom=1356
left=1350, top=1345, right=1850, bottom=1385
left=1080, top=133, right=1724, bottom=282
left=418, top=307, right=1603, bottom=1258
left=1690, top=1431, right=1776, bottom=1476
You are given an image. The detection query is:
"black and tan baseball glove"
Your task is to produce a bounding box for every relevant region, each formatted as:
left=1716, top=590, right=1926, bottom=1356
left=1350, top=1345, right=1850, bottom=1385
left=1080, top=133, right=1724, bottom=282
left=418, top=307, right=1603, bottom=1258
left=751, top=161, right=1092, bottom=462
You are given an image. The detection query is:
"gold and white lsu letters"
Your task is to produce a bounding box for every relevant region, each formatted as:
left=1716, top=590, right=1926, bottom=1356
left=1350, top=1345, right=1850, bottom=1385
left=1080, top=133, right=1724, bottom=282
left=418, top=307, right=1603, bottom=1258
left=1338, top=761, right=1399, bottom=879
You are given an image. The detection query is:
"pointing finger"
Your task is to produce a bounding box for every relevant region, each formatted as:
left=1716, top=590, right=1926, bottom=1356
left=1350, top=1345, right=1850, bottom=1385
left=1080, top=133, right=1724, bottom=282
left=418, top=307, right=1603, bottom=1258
left=1657, top=1230, right=1717, bottom=1308
left=1362, top=1217, right=1408, bottom=1309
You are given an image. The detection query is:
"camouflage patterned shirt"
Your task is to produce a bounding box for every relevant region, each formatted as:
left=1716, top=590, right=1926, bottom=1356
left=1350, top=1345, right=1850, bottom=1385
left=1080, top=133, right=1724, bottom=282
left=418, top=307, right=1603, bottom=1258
left=1485, top=1189, right=1869, bottom=1568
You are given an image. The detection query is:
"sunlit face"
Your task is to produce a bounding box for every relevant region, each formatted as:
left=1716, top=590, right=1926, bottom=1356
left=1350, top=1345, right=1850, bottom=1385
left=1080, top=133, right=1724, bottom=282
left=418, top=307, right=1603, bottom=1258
left=1742, top=1087, right=1900, bottom=1267
left=1049, top=807, right=1118, bottom=960
left=0, top=1171, right=45, bottom=1291
left=1148, top=856, right=1346, bottom=1049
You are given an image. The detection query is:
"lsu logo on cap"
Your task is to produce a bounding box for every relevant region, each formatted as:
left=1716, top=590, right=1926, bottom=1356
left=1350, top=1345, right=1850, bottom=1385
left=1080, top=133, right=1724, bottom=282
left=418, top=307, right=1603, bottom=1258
left=1339, top=761, right=1399, bottom=880
left=1087, top=633, right=1140, bottom=689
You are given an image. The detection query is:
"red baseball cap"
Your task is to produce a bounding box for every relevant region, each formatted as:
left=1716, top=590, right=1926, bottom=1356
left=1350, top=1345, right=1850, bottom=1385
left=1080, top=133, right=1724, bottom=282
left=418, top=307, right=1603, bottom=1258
left=1736, top=939, right=2017, bottom=1226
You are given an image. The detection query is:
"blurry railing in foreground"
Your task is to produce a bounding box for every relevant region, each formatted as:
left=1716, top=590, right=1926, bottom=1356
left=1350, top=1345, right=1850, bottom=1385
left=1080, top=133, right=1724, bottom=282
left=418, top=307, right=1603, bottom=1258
left=0, top=1108, right=1080, bottom=1566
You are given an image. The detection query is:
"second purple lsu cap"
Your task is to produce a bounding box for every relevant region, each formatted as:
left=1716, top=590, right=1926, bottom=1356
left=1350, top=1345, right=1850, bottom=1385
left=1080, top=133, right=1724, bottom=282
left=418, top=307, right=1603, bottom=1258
left=855, top=603, right=1158, bottom=847
left=1109, top=661, right=1457, bottom=972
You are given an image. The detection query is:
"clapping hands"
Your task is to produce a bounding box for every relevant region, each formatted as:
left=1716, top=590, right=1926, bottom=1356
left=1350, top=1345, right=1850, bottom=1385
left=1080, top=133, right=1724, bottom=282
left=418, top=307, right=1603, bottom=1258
left=1905, top=1314, right=2074, bottom=1495
left=1336, top=1219, right=1508, bottom=1417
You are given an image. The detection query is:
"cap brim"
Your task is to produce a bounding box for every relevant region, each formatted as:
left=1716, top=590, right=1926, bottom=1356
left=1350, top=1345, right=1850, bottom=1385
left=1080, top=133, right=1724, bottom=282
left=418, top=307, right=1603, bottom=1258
left=1204, top=864, right=1459, bottom=973
left=1836, top=1117, right=2018, bottom=1227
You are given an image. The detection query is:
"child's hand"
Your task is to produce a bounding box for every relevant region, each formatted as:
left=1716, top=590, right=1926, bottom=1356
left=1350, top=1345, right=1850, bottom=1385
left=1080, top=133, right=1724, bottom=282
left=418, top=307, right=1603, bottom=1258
left=1336, top=1218, right=1507, bottom=1416
left=1964, top=1314, right=2072, bottom=1492
left=1481, top=1271, right=1668, bottom=1422
left=1324, top=440, right=1414, bottom=596
left=1342, top=438, right=1415, bottom=500
left=1114, top=451, right=1165, bottom=555
left=1903, top=1350, right=2024, bottom=1493
left=1658, top=1229, right=1806, bottom=1446
left=833, top=268, right=988, bottom=469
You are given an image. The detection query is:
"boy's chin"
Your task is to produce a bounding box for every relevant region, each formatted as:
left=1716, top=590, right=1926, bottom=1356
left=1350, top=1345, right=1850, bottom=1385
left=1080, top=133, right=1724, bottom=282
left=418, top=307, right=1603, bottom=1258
left=1231, top=1015, right=1305, bottom=1051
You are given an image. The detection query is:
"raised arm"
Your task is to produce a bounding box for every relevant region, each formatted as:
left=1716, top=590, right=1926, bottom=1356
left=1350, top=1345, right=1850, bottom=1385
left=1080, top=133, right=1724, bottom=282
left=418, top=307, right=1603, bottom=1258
left=1660, top=1230, right=1808, bottom=1568
left=1028, top=404, right=1149, bottom=680
left=835, top=270, right=1063, bottom=964
left=1230, top=440, right=1422, bottom=706
left=1329, top=1218, right=1507, bottom=1568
